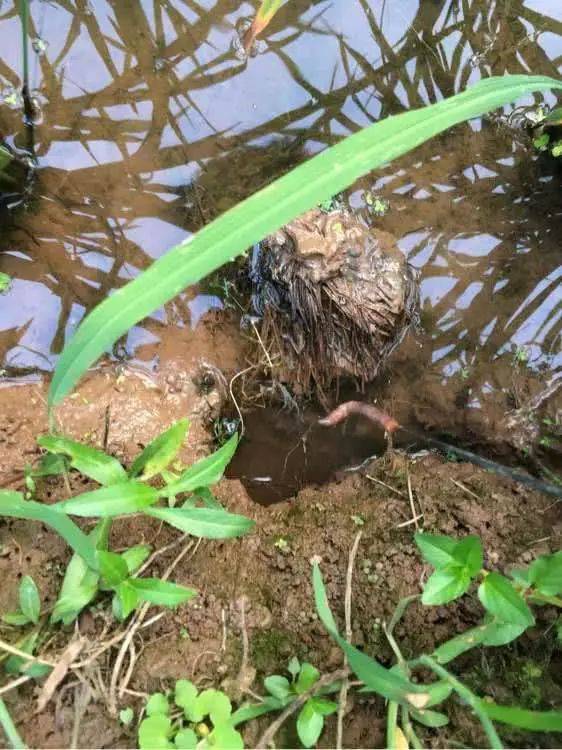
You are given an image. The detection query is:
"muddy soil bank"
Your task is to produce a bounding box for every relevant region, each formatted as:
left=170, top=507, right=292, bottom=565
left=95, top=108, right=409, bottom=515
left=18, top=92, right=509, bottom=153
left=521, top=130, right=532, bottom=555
left=1, top=325, right=561, bottom=748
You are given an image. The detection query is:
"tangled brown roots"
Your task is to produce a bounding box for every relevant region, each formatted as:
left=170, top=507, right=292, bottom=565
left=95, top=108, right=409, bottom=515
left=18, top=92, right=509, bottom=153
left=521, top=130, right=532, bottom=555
left=253, top=209, right=418, bottom=399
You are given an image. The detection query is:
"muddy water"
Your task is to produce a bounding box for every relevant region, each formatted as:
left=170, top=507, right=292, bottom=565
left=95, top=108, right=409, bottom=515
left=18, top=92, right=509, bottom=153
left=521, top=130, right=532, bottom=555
left=0, top=0, right=561, bottom=498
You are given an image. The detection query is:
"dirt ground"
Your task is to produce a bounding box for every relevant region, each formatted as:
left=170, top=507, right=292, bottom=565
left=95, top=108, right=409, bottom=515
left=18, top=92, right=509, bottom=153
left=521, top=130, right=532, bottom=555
left=0, top=313, right=561, bottom=749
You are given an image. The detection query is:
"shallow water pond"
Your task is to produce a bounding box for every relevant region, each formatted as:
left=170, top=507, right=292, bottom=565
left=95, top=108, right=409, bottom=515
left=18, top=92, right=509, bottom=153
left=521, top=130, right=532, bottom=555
left=0, top=0, right=561, bottom=490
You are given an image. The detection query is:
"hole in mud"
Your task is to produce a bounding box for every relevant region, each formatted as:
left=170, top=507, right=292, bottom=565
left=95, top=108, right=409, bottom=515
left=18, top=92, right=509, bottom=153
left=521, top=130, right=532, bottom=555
left=226, top=404, right=388, bottom=505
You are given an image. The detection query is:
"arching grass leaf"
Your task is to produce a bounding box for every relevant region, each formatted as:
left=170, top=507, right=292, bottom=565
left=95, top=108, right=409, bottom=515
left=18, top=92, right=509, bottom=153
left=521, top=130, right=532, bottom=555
left=48, top=76, right=562, bottom=407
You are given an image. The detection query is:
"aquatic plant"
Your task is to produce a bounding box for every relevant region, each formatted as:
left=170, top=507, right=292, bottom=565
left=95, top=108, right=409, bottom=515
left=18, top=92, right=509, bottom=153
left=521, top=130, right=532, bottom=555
left=49, top=75, right=562, bottom=408
left=244, top=0, right=286, bottom=53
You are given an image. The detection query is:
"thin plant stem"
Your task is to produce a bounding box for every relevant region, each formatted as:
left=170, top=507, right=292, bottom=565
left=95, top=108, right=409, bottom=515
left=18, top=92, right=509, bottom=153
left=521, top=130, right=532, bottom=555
left=19, top=0, right=29, bottom=93
left=420, top=655, right=503, bottom=750
left=386, top=701, right=399, bottom=749
left=0, top=697, right=26, bottom=749
left=401, top=705, right=423, bottom=750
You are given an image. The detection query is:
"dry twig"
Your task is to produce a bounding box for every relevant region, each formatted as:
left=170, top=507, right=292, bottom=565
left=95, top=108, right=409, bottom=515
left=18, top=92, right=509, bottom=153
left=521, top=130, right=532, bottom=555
left=337, top=531, right=362, bottom=749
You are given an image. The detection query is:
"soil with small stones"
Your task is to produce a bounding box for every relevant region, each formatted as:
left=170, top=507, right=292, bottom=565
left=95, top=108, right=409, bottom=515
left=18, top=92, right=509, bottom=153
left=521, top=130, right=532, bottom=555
left=0, top=319, right=561, bottom=749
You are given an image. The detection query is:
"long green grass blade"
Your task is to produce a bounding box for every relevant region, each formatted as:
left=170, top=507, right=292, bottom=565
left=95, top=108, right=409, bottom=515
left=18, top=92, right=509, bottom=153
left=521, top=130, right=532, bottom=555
left=49, top=75, right=562, bottom=406
left=482, top=703, right=562, bottom=732
left=0, top=491, right=97, bottom=569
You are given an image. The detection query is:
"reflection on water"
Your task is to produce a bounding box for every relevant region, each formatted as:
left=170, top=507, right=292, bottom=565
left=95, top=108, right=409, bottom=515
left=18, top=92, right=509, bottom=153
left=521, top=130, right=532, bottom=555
left=0, top=0, right=561, bottom=395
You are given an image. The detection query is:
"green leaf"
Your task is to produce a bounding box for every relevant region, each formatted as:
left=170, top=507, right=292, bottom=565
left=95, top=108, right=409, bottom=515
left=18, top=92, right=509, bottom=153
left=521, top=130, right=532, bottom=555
left=146, top=506, right=254, bottom=539
left=0, top=271, right=11, bottom=293
left=129, top=420, right=190, bottom=480
left=18, top=576, right=40, bottom=625
left=53, top=482, right=158, bottom=517
left=1, top=612, right=31, bottom=626
left=98, top=551, right=129, bottom=587
left=138, top=715, right=173, bottom=750
left=4, top=632, right=44, bottom=676
left=308, top=697, right=337, bottom=716
left=175, top=680, right=199, bottom=719
left=32, top=453, right=68, bottom=478
left=296, top=702, right=324, bottom=748
left=174, top=729, right=198, bottom=749
left=0, top=491, right=98, bottom=570
left=422, top=567, right=471, bottom=605
left=51, top=520, right=109, bottom=625
left=528, top=551, right=562, bottom=596
left=127, top=578, right=196, bottom=608
left=122, top=545, right=152, bottom=574
left=432, top=624, right=492, bottom=664
left=312, top=564, right=423, bottom=705
left=231, top=697, right=283, bottom=726
left=146, top=693, right=170, bottom=716
left=410, top=707, right=449, bottom=728
left=113, top=582, right=140, bottom=620
left=191, top=487, right=223, bottom=509
left=195, top=689, right=232, bottom=724
left=264, top=675, right=291, bottom=700
left=163, top=435, right=239, bottom=496
left=478, top=573, right=535, bottom=627
left=49, top=77, right=562, bottom=408
left=288, top=656, right=301, bottom=680
left=119, top=707, right=134, bottom=726
left=414, top=533, right=457, bottom=568
left=482, top=703, right=562, bottom=732
left=208, top=723, right=244, bottom=750
left=295, top=663, right=320, bottom=694
left=481, top=620, right=528, bottom=647
left=423, top=680, right=453, bottom=707
left=453, top=536, right=483, bottom=577
left=37, top=435, right=126, bottom=486
left=533, top=133, right=550, bottom=150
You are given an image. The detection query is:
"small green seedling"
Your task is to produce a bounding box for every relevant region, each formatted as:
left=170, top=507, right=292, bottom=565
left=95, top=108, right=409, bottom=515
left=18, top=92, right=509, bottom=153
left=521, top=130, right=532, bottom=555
left=138, top=682, right=244, bottom=749
left=228, top=657, right=339, bottom=748
left=2, top=575, right=41, bottom=627
left=1, top=420, right=253, bottom=627
left=312, top=533, right=562, bottom=748
left=262, top=659, right=338, bottom=747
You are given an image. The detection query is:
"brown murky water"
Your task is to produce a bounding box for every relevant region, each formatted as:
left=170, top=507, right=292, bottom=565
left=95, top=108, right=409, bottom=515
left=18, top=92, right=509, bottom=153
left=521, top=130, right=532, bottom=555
left=0, top=0, right=561, bottom=500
